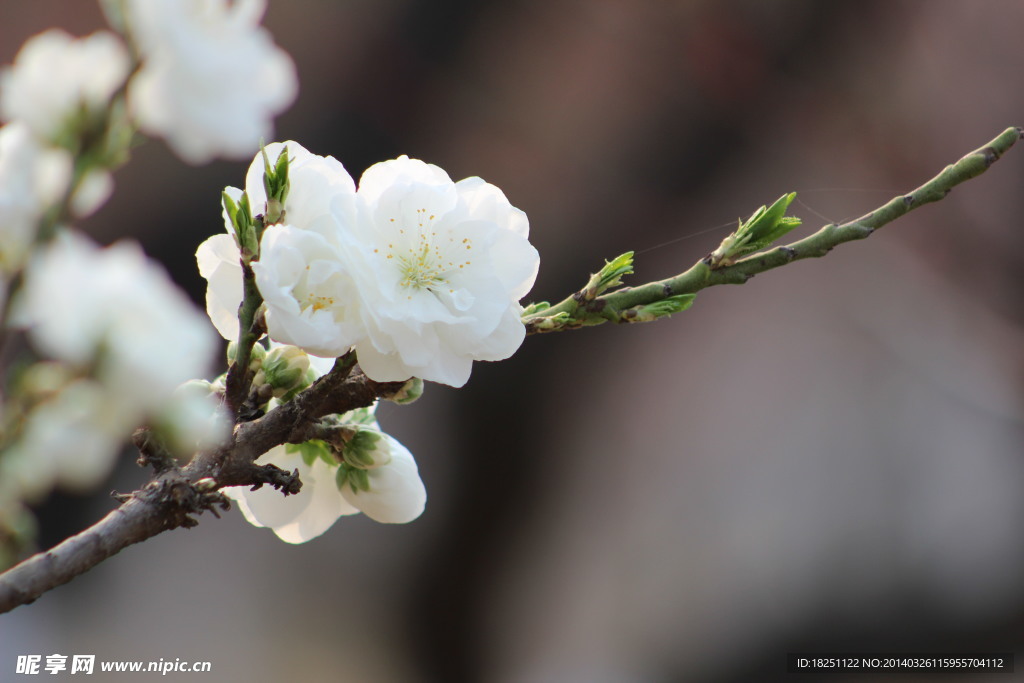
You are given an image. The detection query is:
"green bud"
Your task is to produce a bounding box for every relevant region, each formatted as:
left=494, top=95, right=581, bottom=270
left=521, top=301, right=551, bottom=316
left=340, top=406, right=378, bottom=426
left=583, top=252, right=634, bottom=300
left=709, top=193, right=801, bottom=268
left=226, top=341, right=265, bottom=372
left=621, top=294, right=697, bottom=323
left=531, top=311, right=572, bottom=331
left=249, top=343, right=267, bottom=368
left=382, top=377, right=424, bottom=405
left=260, top=144, right=290, bottom=225
left=342, top=429, right=388, bottom=469
left=222, top=190, right=257, bottom=259
left=336, top=463, right=371, bottom=494
left=259, top=345, right=311, bottom=397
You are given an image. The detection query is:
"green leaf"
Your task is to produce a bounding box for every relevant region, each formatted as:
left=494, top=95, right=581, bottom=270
left=222, top=190, right=257, bottom=258
left=742, top=192, right=801, bottom=251
left=285, top=439, right=332, bottom=468
left=584, top=252, right=634, bottom=299
left=622, top=294, right=697, bottom=323
left=521, top=301, right=551, bottom=317
left=709, top=192, right=801, bottom=268
left=336, top=463, right=370, bottom=494
left=343, top=429, right=385, bottom=469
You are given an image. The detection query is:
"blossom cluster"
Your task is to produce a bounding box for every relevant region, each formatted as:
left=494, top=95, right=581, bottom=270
left=199, top=143, right=539, bottom=540
left=2, top=234, right=225, bottom=503
left=0, top=1, right=294, bottom=545
left=0, top=0, right=542, bottom=549
left=223, top=366, right=427, bottom=543
left=200, top=142, right=540, bottom=388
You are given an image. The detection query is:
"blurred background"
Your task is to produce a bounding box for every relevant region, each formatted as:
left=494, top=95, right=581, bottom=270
left=3, top=0, right=1024, bottom=681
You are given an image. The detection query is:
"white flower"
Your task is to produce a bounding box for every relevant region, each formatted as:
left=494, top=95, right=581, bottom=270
left=125, top=0, right=297, bottom=164
left=0, top=122, right=71, bottom=275
left=202, top=145, right=540, bottom=386
left=161, top=381, right=231, bottom=453
left=19, top=232, right=216, bottom=397
left=335, top=435, right=426, bottom=524
left=0, top=29, right=130, bottom=143
left=16, top=232, right=220, bottom=457
left=224, top=444, right=360, bottom=544
left=254, top=223, right=364, bottom=356
left=0, top=379, right=128, bottom=500
left=195, top=229, right=243, bottom=341
left=199, top=141, right=361, bottom=345
left=243, top=141, right=357, bottom=227
left=345, top=156, right=539, bottom=387
left=224, top=407, right=427, bottom=543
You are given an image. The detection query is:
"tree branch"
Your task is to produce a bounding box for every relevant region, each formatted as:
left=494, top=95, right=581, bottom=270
left=0, top=361, right=402, bottom=613
left=525, top=126, right=1022, bottom=333
left=0, top=127, right=1019, bottom=613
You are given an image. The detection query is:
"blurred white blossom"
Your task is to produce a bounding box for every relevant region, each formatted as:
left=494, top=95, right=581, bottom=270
left=19, top=232, right=217, bottom=395
left=0, top=29, right=129, bottom=144
left=0, top=122, right=71, bottom=276
left=161, top=381, right=231, bottom=454
left=0, top=379, right=128, bottom=500
left=11, top=231, right=223, bottom=485
left=125, top=0, right=297, bottom=164
left=69, top=169, right=115, bottom=218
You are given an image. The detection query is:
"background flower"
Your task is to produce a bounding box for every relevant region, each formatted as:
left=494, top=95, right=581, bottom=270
left=14, top=231, right=221, bottom=462
left=0, top=122, right=71, bottom=277
left=125, top=0, right=297, bottom=164
left=0, top=28, right=129, bottom=144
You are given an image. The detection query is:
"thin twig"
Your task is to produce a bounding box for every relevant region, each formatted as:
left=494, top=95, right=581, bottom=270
left=525, top=126, right=1022, bottom=333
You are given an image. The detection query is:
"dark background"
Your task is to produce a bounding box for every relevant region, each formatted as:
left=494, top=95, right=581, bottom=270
left=2, top=1, right=1024, bottom=681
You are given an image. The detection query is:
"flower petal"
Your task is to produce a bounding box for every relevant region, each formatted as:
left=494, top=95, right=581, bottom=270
left=339, top=435, right=426, bottom=524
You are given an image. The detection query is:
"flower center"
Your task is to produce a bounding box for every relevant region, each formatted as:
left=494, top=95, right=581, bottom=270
left=305, top=293, right=335, bottom=312
left=376, top=208, right=474, bottom=297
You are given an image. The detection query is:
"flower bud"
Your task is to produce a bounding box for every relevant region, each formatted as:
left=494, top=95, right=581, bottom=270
left=223, top=189, right=257, bottom=260
left=381, top=377, right=424, bottom=405
left=255, top=345, right=310, bottom=397
left=341, top=428, right=389, bottom=469
left=226, top=340, right=266, bottom=372
left=260, top=144, right=290, bottom=225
